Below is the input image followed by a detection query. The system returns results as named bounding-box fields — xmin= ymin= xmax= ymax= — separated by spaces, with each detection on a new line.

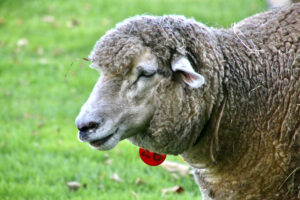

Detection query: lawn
xmin=0 ymin=0 xmax=266 ymax=199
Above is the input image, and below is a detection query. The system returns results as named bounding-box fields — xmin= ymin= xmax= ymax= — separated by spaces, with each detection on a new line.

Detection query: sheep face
xmin=76 ymin=48 xmax=160 ymax=150
xmin=76 ymin=46 xmax=206 ymax=154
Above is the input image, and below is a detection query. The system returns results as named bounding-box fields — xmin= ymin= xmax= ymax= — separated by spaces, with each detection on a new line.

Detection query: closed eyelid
xmin=136 ymin=65 xmax=156 ymax=75
xmin=130 ymin=68 xmax=156 ymax=86
xmin=136 ymin=61 xmax=157 ymax=70
xmin=138 ymin=69 xmax=156 ymax=77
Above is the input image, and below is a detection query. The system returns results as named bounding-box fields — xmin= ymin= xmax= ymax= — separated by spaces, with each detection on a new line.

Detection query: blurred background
xmin=0 ymin=0 xmax=271 ymax=199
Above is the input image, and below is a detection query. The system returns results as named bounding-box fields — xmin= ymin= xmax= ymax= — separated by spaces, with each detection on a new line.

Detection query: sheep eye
xmin=140 ymin=71 xmax=156 ymax=78
xmin=137 ymin=70 xmax=156 ymax=80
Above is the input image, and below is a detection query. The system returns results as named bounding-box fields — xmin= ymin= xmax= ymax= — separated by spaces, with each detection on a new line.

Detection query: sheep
xmin=75 ymin=3 xmax=300 ymax=200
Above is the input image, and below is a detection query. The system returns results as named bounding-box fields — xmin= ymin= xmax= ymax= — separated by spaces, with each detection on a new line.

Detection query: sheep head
xmin=76 ymin=16 xmax=219 ymax=154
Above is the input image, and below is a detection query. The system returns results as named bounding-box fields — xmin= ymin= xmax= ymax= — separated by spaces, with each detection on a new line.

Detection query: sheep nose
xmin=76 ymin=120 xmax=101 ymax=141
xmin=78 ymin=121 xmax=99 ymax=132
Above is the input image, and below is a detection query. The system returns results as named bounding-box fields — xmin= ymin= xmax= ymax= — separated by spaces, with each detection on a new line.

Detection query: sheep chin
xmin=89 ymin=130 xmax=122 ymax=151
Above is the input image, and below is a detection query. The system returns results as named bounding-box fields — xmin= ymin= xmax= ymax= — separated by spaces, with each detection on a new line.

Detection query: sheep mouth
xmin=89 ymin=134 xmax=114 ymax=147
xmin=89 ymin=128 xmax=119 ymax=148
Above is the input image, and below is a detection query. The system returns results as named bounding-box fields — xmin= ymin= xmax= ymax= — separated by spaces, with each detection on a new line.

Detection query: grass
xmin=0 ymin=0 xmax=266 ymax=199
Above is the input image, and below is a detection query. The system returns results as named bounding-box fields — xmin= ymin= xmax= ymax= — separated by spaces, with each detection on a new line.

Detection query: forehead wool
xmin=88 ymin=15 xmax=215 ymax=76
xmin=89 ymin=34 xmax=145 ymax=75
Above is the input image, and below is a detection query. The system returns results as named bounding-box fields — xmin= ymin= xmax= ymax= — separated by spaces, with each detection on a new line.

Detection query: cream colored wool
xmin=83 ymin=4 xmax=299 ymax=200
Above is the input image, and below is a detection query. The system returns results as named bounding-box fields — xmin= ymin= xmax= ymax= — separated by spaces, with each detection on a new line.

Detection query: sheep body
xmin=183 ymin=5 xmax=300 ymax=199
xmin=80 ymin=4 xmax=300 ymax=200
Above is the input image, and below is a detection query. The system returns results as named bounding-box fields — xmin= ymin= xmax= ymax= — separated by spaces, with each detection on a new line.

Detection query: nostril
xmin=78 ymin=121 xmax=99 ymax=132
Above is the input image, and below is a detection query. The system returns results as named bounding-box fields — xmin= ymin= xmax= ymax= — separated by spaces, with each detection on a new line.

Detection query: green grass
xmin=0 ymin=0 xmax=266 ymax=199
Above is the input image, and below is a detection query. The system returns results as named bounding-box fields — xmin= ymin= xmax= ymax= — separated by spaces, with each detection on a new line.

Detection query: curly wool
xmin=89 ymin=3 xmax=299 ymax=200
xmin=89 ymin=15 xmax=222 ymax=76
xmin=89 ymin=16 xmax=225 ymax=154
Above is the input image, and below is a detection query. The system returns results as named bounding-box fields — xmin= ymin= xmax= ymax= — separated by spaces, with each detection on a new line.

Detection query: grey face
xmin=76 ymin=49 xmax=160 ymax=150
xmin=75 ymin=48 xmax=205 ymax=153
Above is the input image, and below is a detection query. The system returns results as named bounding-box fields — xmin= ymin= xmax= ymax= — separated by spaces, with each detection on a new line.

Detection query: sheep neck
xmin=181 ymin=16 xmax=300 ymax=198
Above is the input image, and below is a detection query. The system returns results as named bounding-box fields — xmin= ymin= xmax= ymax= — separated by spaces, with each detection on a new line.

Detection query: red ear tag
xmin=139 ymin=147 xmax=166 ymax=166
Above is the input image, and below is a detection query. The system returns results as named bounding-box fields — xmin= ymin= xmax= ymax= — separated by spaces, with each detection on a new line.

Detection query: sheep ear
xmin=171 ymin=56 xmax=205 ymax=88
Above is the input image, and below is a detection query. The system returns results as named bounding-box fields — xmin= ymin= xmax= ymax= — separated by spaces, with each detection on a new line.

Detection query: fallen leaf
xmin=24 ymin=112 xmax=31 ymax=119
xmin=0 ymin=41 xmax=5 ymax=47
xmin=66 ymin=18 xmax=79 ymax=28
xmin=39 ymin=58 xmax=48 ymax=65
xmin=37 ymin=47 xmax=44 ymax=56
xmin=0 ymin=17 xmax=5 ymax=25
xmin=99 ymin=173 xmax=105 ymax=180
xmin=101 ymin=18 xmax=110 ymax=26
xmin=32 ymin=130 xmax=39 ymax=135
xmin=105 ymin=158 xmax=113 ymax=165
xmin=71 ymin=87 xmax=77 ymax=92
xmin=67 ymin=181 xmax=81 ymax=191
xmin=17 ymin=38 xmax=28 ymax=47
xmin=48 ymin=5 xmax=55 ymax=13
xmin=161 ymin=185 xmax=184 ymax=195
xmin=42 ymin=15 xmax=55 ymax=23
xmin=18 ymin=78 xmax=29 ymax=86
xmin=111 ymin=173 xmax=123 ymax=182
xmin=115 ymin=148 xmax=120 ymax=154
xmin=79 ymin=62 xmax=86 ymax=68
xmin=37 ymin=122 xmax=45 ymax=128
xmin=84 ymin=3 xmax=91 ymax=11
xmin=5 ymin=90 xmax=12 ymax=96
xmin=98 ymin=184 xmax=104 ymax=189
xmin=16 ymin=18 xmax=23 ymax=25
xmin=104 ymin=153 xmax=109 ymax=158
xmin=53 ymin=48 xmax=62 ymax=56
xmin=161 ymin=161 xmax=190 ymax=176
xmin=132 ymin=191 xmax=139 ymax=199
xmin=135 ymin=177 xmax=143 ymax=185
